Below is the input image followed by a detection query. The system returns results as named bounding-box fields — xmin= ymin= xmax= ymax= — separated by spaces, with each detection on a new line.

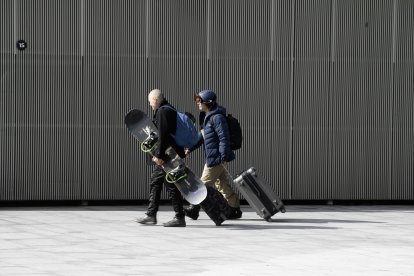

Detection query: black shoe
xmin=136 ymin=215 xmax=157 ymax=225
xmin=227 ymin=207 xmax=242 ymax=219
xmin=163 ymin=217 xmax=186 ymax=227
xmin=184 ymin=205 xmax=200 ymax=220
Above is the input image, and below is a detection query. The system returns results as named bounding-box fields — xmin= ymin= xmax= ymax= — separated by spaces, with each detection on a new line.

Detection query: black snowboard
xmin=125 ymin=109 xmax=207 ymax=205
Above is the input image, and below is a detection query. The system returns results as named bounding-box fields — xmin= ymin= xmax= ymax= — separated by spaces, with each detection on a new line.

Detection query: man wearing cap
xmin=184 ymin=90 xmax=242 ymax=220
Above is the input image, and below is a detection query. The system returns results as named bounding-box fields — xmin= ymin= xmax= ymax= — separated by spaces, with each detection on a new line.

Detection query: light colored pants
xmin=200 ymin=164 xmax=240 ymax=208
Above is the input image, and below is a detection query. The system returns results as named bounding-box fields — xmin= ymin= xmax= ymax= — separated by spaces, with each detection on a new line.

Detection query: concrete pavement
xmin=1 ymin=204 xmax=414 ymax=275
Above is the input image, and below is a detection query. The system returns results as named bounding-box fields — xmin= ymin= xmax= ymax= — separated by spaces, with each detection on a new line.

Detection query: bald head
xmin=148 ymin=89 xmax=164 ymax=110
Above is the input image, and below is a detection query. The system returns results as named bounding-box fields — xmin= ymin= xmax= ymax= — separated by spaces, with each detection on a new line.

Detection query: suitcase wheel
xmin=261 ymin=208 xmax=269 ymax=216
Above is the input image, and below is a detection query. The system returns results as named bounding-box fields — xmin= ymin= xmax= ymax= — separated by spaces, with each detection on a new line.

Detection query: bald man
xmin=136 ymin=89 xmax=187 ymax=227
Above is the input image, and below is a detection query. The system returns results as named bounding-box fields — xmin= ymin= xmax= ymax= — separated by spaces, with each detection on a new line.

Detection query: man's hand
xmin=152 ymin=156 xmax=164 ymax=166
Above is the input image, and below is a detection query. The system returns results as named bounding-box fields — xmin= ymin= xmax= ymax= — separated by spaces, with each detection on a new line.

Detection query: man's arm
xmin=154 ymin=108 xmax=176 ymax=160
xmin=213 ymin=115 xmax=232 ymax=162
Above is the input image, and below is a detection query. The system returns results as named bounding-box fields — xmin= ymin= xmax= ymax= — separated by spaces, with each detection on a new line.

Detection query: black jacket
xmin=153 ymin=100 xmax=185 ymax=160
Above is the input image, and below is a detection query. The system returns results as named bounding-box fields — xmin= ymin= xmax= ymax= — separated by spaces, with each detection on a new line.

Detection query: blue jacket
xmin=192 ymin=105 xmax=235 ymax=167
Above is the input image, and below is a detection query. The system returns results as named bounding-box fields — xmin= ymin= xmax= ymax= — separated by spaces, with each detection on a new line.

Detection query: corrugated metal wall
xmin=0 ymin=0 xmax=413 ymax=201
xmin=7 ymin=0 xmax=83 ymax=200
xmin=392 ymin=0 xmax=414 ymax=199
xmin=82 ymin=0 xmax=147 ymax=200
xmin=1 ymin=0 xmax=15 ymax=200
xmin=292 ymin=0 xmax=331 ymax=199
xmin=331 ymin=0 xmax=394 ymax=199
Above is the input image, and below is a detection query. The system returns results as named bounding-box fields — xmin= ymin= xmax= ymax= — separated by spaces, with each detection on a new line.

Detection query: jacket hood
xmin=205 ymin=105 xmax=226 ymax=123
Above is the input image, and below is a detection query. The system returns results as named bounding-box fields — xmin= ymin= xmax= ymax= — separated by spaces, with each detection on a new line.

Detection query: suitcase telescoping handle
xmin=247 ymin=176 xmax=262 ymax=197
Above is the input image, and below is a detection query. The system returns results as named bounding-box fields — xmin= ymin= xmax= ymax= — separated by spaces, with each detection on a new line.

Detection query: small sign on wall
xmin=16 ymin=40 xmax=27 ymax=51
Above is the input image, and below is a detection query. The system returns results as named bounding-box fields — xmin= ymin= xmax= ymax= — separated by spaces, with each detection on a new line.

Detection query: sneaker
xmin=136 ymin=215 xmax=157 ymax=225
xmin=163 ymin=217 xmax=186 ymax=227
xmin=227 ymin=207 xmax=242 ymax=219
xmin=184 ymin=205 xmax=200 ymax=220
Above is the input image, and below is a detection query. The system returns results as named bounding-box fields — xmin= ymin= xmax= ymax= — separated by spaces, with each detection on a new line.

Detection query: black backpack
xmin=225 ymin=114 xmax=243 ymax=150
xmin=212 ymin=113 xmax=243 ymax=150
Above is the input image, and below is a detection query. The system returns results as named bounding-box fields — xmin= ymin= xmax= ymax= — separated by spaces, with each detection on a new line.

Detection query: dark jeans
xmin=146 ymin=165 xmax=184 ymax=218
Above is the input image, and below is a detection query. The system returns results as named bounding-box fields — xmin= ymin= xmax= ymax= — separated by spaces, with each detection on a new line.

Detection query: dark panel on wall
xmin=83 ymin=0 xmax=148 ymax=200
xmin=0 ymin=55 xmax=15 ymax=201
xmin=12 ymin=0 xmax=82 ymax=200
xmin=272 ymin=0 xmax=293 ymax=199
xmin=0 ymin=0 xmax=14 ymax=53
xmin=391 ymin=0 xmax=414 ymax=199
xmin=331 ymin=0 xmax=393 ymax=199
xmin=392 ymin=64 xmax=414 ymax=199
xmin=292 ymin=0 xmax=331 ymax=199
xmin=209 ymin=60 xmax=287 ymax=197
xmin=14 ymin=55 xmax=83 ymax=200
xmin=148 ymin=0 xmax=207 ymax=58
xmin=0 ymin=0 xmax=15 ymax=200
xmin=16 ymin=0 xmax=81 ymax=55
xmin=211 ymin=0 xmax=271 ymax=59
xmin=147 ymin=0 xmax=209 ymax=113
xmin=273 ymin=0 xmax=294 ymax=61
xmin=210 ymin=0 xmax=288 ymax=198
xmin=84 ymin=0 xmax=146 ymax=58
xmin=83 ymin=57 xmax=148 ymax=200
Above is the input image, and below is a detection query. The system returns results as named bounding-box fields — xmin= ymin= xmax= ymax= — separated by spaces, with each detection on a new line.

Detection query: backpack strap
xmin=210 ymin=114 xmax=226 ymax=132
xmin=159 ymin=105 xmax=176 ymax=112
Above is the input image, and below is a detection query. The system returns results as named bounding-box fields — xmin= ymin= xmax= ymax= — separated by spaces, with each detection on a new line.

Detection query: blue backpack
xmin=160 ymin=106 xmax=200 ymax=148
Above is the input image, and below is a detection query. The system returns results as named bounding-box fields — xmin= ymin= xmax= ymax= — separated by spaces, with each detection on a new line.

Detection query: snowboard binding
xmin=165 ymin=164 xmax=188 ymax=183
xmin=140 ymin=131 xmax=158 ymax=153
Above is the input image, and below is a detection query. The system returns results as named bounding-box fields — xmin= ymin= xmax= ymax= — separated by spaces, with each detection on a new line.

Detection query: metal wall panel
xmin=209 ymin=0 xmax=278 ymax=193
xmin=0 ymin=0 xmax=15 ymax=200
xmin=272 ymin=0 xmax=293 ymax=199
xmin=16 ymin=0 xmax=81 ymax=55
xmin=209 ymin=0 xmax=289 ymax=197
xmin=210 ymin=60 xmax=281 ymax=194
xmin=82 ymin=56 xmax=148 ymax=200
xmin=14 ymin=0 xmax=82 ymax=200
xmin=148 ymin=0 xmax=207 ymax=58
xmin=83 ymin=0 xmax=147 ymax=200
xmin=331 ymin=0 xmax=394 ymax=199
xmin=391 ymin=0 xmax=414 ymax=199
xmin=211 ymin=0 xmax=271 ymax=59
xmin=147 ymin=58 xmax=208 ymax=183
xmin=292 ymin=0 xmax=331 ymax=199
xmin=2 ymin=0 xmax=413 ymax=201
xmin=147 ymin=0 xmax=209 ymax=198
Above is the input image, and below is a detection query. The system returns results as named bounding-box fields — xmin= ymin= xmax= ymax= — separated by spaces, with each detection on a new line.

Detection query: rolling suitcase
xmin=234 ymin=167 xmax=285 ymax=221
xmin=200 ymin=186 xmax=230 ymax=226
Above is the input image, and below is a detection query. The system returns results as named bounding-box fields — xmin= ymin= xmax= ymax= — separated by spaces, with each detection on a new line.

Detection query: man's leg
xmin=214 ymin=165 xmax=242 ymax=219
xmin=215 ymin=164 xmax=240 ymax=208
xmin=146 ymin=165 xmax=165 ymax=216
xmin=136 ymin=165 xmax=164 ymax=224
xmin=163 ymin=182 xmax=186 ymax=227
xmin=201 ymin=164 xmax=239 ymax=207
xmin=200 ymin=164 xmax=222 ymax=187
